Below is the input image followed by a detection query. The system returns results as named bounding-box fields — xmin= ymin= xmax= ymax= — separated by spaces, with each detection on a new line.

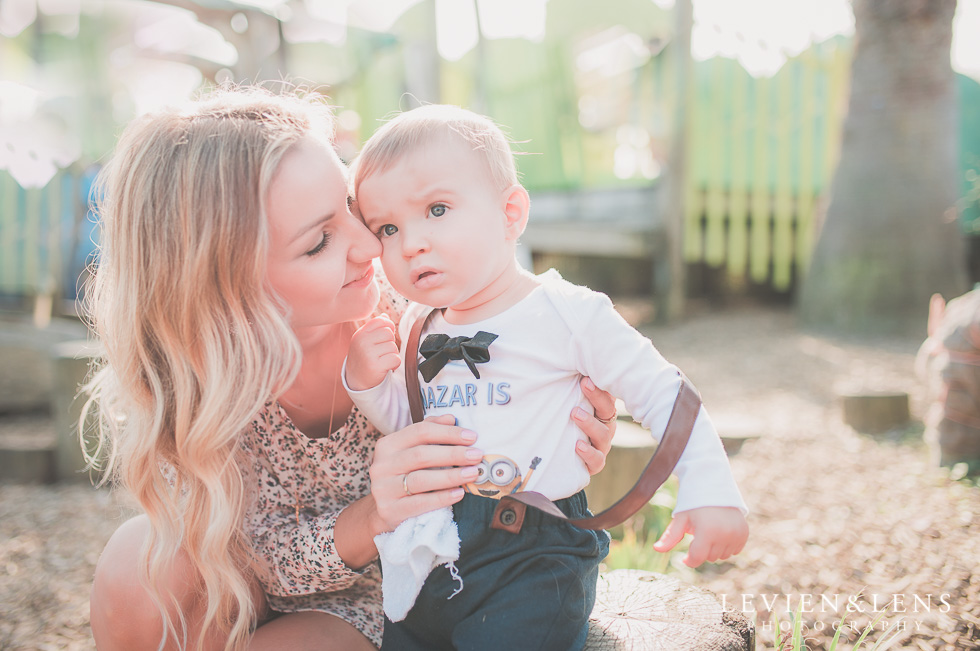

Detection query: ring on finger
xmin=596 ymin=413 xmax=617 ymax=425
xmin=402 ymin=473 xmax=414 ymax=497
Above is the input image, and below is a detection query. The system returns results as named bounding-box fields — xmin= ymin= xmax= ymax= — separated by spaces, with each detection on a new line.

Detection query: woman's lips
xmin=344 ymin=265 xmax=374 ymax=288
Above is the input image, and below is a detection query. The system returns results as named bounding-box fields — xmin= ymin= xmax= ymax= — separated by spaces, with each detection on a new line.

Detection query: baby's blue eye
xmin=428 ymin=204 xmax=447 ymax=218
xmin=379 ymin=224 xmax=398 ymax=237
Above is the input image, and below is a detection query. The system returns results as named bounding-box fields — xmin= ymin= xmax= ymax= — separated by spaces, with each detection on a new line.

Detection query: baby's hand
xmin=652 ymin=506 xmax=748 ymax=567
xmin=346 ymin=315 xmax=400 ymax=391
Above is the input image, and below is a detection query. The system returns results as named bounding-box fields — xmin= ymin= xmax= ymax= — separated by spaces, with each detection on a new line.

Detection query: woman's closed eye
xmin=305 ymin=232 xmax=332 ymax=257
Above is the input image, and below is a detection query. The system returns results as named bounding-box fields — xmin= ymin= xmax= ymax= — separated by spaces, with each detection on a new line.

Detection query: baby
xmin=344 ymin=105 xmax=748 ymax=650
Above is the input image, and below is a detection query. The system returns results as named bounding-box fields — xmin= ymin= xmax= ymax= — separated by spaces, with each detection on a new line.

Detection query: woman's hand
xmin=368 ymin=414 xmax=482 ymax=535
xmin=572 ymin=377 xmax=617 ymax=475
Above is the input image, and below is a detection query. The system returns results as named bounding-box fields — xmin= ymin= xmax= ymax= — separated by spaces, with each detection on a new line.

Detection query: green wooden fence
xmin=0 ymin=167 xmax=96 ymax=304
xmin=685 ymin=38 xmax=851 ymax=291
xmin=5 ymin=18 xmax=980 ymax=304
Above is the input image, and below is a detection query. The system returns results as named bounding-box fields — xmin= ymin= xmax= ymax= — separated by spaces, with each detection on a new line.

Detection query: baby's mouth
xmin=413 ymin=268 xmax=440 ymax=285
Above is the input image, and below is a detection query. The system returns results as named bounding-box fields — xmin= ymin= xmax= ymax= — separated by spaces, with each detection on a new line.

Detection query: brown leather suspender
xmin=404 ymin=307 xmax=701 ymax=532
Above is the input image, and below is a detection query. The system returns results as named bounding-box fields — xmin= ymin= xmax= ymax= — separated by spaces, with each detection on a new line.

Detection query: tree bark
xmin=798 ymin=0 xmax=968 ymax=336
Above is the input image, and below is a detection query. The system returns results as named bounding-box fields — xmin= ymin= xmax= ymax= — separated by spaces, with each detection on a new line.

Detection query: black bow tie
xmin=418 ymin=331 xmax=499 ymax=382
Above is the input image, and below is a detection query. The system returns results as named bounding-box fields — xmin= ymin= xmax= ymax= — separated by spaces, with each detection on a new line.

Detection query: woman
xmin=86 ymin=86 xmax=617 ymax=651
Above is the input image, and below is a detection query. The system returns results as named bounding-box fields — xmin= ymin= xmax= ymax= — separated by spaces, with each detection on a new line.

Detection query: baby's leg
xmin=450 ymin=538 xmax=602 ymax=650
xmin=384 ymin=492 xmax=608 ymax=650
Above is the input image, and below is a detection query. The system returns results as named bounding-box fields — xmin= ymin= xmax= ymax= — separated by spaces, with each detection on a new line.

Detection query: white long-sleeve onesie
xmin=345 ymin=269 xmax=747 ymax=620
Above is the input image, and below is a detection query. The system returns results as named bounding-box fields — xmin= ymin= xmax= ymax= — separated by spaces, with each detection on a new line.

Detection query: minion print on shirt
xmin=464 ymin=455 xmax=541 ymax=499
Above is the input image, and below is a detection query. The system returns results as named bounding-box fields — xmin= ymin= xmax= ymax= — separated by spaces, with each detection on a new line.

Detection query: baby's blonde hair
xmin=351 ymin=104 xmax=519 ymax=196
xmin=84 ymin=85 xmax=334 ymax=651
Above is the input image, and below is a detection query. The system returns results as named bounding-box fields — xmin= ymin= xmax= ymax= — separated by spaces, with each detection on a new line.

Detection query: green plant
xmin=601 ymin=477 xmax=680 ymax=573
xmin=771 ymin=595 xmax=906 ymax=651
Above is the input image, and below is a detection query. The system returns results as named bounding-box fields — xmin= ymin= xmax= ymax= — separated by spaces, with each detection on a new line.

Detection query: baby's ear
xmin=501 ymin=184 xmax=530 ymax=240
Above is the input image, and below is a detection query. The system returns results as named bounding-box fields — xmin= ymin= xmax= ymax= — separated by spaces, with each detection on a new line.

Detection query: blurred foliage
xmin=601 ymin=475 xmax=681 ymax=573
xmin=0 ymin=0 xmax=677 ymax=191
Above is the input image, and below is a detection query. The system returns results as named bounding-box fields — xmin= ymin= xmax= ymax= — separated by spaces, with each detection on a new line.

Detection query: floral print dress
xmin=241 ymin=272 xmax=408 ymax=648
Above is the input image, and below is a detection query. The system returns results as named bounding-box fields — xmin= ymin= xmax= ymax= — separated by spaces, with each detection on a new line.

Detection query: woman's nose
xmin=347 ymin=215 xmax=382 ymax=261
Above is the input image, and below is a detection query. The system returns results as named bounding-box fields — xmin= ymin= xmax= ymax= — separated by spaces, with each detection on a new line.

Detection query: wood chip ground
xmin=2 ymin=306 xmax=978 ymax=650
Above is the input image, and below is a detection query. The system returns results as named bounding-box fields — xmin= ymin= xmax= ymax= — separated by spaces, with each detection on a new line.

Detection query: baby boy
xmin=344 ymin=105 xmax=748 ymax=650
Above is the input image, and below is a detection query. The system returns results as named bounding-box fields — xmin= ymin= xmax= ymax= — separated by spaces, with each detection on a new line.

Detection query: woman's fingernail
xmin=450 ymin=488 xmax=465 ymax=500
xmin=465 ymin=447 xmax=483 ymax=461
xmin=461 ymin=466 xmax=480 ymax=479
xmin=461 ymin=429 xmax=477 ymax=443
xmin=572 ymin=407 xmax=588 ymax=421
xmin=576 ymin=440 xmax=588 ymax=451
xmin=583 ymin=377 xmax=596 ymax=391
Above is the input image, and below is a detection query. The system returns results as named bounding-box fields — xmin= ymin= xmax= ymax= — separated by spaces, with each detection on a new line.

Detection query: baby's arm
xmin=345 ymin=314 xmax=400 ymax=391
xmin=558 ymin=284 xmax=748 ymax=566
xmin=343 ymin=314 xmax=413 ymax=435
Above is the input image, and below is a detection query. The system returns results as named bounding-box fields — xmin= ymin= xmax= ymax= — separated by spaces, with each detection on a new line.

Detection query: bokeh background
xmin=3 ymin=2 xmax=980 ymax=650
xmin=3 ymin=0 xmax=980 ymax=323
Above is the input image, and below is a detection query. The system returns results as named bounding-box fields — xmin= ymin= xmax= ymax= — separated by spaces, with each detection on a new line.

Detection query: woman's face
xmin=265 ymin=135 xmax=381 ymax=329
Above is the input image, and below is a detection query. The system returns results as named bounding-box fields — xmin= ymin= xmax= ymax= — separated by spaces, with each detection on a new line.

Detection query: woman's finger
xmin=376 ymin=486 xmax=466 ymax=527
xmin=572 ymin=377 xmax=618 ymax=477
xmin=577 ymin=377 xmax=617 ymax=455
xmin=373 ymin=463 xmax=478 ymax=531
xmin=378 ymin=415 xmax=472 ymax=451
xmin=575 ymin=438 xmax=606 ymax=474
xmin=403 ymin=463 xmax=480 ymax=497
xmin=572 ymin=417 xmax=614 ymax=474
xmin=372 ymin=417 xmax=481 ymax=482
xmin=581 ymin=377 xmax=618 ymax=425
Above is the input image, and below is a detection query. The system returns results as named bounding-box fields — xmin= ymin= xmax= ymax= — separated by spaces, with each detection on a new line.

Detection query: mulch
xmin=2 ymin=305 xmax=978 ymax=650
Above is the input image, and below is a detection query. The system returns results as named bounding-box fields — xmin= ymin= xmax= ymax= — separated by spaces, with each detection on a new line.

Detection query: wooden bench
xmin=588 ymin=570 xmax=753 ymax=650
xmin=518 ymin=186 xmax=668 ymax=299
xmin=0 ymin=320 xmax=94 ymax=484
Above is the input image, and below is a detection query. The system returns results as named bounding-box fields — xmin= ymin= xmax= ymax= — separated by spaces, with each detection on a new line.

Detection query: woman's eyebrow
xmin=290 ymin=211 xmax=335 ymax=244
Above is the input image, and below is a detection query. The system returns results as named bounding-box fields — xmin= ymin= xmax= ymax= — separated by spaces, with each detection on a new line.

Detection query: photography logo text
xmin=722 ymin=592 xmax=954 ymax=634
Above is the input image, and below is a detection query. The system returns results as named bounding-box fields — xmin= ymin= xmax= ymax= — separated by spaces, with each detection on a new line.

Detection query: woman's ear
xmin=501 ymin=184 xmax=530 ymax=241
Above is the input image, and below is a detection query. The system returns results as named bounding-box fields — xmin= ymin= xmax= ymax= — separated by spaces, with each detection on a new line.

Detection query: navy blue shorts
xmin=381 ymin=490 xmax=610 ymax=651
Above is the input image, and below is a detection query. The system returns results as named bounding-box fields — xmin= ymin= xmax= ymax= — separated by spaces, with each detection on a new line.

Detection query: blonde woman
xmin=86 ymin=86 xmax=617 ymax=651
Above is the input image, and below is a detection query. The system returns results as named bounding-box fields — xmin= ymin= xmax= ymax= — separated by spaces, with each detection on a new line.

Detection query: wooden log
xmin=0 ymin=430 xmax=56 ymax=483
xmin=840 ymin=391 xmax=910 ymax=434
xmin=586 ymin=408 xmax=756 ymax=512
xmin=0 ymin=317 xmax=88 ymax=413
xmin=587 ymin=570 xmax=753 ymax=650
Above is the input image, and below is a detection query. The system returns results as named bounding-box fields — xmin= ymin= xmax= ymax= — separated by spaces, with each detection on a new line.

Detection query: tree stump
xmin=840 ymin=391 xmax=911 ymax=434
xmin=0 ymin=431 xmax=55 ymax=483
xmin=587 ymin=570 xmax=753 ymax=650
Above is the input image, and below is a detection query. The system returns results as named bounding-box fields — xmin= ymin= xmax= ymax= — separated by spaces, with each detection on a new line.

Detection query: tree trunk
xmin=798 ymin=0 xmax=968 ymax=336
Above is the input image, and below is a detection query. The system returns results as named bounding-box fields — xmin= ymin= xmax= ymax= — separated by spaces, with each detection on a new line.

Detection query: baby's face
xmin=355 ymin=138 xmax=516 ymax=311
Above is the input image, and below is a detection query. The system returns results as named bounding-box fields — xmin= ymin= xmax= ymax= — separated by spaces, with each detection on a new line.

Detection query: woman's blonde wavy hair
xmin=83 ymin=85 xmax=335 ymax=651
